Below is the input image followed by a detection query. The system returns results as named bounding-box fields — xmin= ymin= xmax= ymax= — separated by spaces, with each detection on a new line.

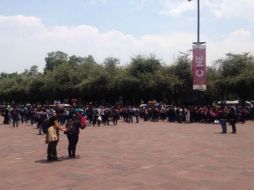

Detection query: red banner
xmin=192 ymin=44 xmax=206 ymax=91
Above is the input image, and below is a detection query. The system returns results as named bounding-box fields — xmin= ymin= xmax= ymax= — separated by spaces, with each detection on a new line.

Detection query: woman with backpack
xmin=65 ymin=111 xmax=86 ymax=158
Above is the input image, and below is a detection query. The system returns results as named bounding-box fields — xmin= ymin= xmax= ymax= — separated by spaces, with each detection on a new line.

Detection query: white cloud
xmin=0 ymin=15 xmax=253 ymax=73
xmin=207 ymin=0 xmax=254 ymax=22
xmin=157 ymin=0 xmax=254 ymax=22
xmin=158 ymin=0 xmax=195 ymax=17
xmin=207 ymin=28 xmax=254 ymax=64
xmin=0 ymin=15 xmax=193 ymax=73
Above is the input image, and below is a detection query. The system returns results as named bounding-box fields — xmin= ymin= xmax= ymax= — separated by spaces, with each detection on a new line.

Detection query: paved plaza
xmin=0 ymin=119 xmax=254 ymax=190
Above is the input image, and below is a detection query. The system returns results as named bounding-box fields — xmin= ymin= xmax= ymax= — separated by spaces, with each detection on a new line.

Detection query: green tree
xmin=169 ymin=52 xmax=193 ymax=104
xmin=211 ymin=53 xmax=254 ymax=101
xmin=44 ymin=51 xmax=69 ymax=72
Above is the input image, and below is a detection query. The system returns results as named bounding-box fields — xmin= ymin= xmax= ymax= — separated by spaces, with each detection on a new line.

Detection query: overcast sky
xmin=0 ymin=0 xmax=254 ymax=73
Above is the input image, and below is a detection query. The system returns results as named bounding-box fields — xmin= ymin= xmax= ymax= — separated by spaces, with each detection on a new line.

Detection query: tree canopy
xmin=0 ymin=51 xmax=254 ymax=105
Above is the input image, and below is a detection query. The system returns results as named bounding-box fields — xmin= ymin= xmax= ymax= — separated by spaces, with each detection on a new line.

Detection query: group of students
xmin=43 ymin=105 xmax=242 ymax=162
xmin=140 ymin=105 xmax=251 ymax=124
xmin=1 ymin=105 xmax=44 ymax=126
xmin=1 ymin=103 xmax=253 ymax=161
xmin=1 ymin=104 xmax=252 ymax=127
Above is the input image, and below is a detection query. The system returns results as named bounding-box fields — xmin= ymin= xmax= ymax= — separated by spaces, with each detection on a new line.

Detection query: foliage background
xmin=0 ymin=51 xmax=254 ymax=105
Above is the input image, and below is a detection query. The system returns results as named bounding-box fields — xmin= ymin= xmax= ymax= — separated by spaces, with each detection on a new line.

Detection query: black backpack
xmin=42 ymin=118 xmax=50 ymax=134
xmin=65 ymin=116 xmax=82 ymax=135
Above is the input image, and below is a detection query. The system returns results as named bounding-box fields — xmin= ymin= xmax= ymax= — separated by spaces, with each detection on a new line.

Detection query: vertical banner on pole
xmin=192 ymin=44 xmax=206 ymax=91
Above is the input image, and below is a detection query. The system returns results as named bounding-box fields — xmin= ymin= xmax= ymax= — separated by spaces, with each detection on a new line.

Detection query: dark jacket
xmin=65 ymin=115 xmax=81 ymax=135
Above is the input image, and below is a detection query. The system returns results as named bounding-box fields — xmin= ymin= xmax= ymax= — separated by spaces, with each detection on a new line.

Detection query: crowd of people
xmin=1 ymin=103 xmax=253 ymax=161
xmin=0 ymin=105 xmax=87 ymax=161
xmin=0 ymin=103 xmax=252 ymax=128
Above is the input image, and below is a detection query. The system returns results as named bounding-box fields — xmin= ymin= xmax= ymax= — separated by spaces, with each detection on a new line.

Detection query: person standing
xmin=11 ymin=107 xmax=19 ymax=127
xmin=3 ymin=107 xmax=10 ymax=124
xmin=185 ymin=108 xmax=190 ymax=123
xmin=134 ymin=107 xmax=140 ymax=123
xmin=93 ymin=107 xmax=100 ymax=127
xmin=86 ymin=106 xmax=94 ymax=126
xmin=228 ymin=107 xmax=237 ymax=134
xmin=46 ymin=115 xmax=66 ymax=161
xmin=112 ymin=108 xmax=118 ymax=125
xmin=104 ymin=108 xmax=111 ymax=126
xmin=65 ymin=112 xmax=86 ymax=158
xmin=218 ymin=107 xmax=228 ymax=134
xmin=38 ymin=109 xmax=48 ymax=135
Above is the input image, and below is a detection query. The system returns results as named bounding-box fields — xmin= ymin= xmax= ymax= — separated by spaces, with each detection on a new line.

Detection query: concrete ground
xmin=0 ymin=118 xmax=254 ymax=190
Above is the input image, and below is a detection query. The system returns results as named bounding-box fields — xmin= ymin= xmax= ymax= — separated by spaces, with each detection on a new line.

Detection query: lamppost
xmin=189 ymin=0 xmax=206 ymax=92
xmin=188 ymin=0 xmax=202 ymax=44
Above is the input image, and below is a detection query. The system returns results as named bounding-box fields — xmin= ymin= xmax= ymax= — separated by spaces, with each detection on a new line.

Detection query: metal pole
xmin=189 ymin=0 xmax=206 ymax=92
xmin=197 ymin=0 xmax=200 ymax=44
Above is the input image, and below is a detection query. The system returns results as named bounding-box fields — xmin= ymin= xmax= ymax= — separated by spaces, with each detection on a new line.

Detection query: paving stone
xmin=0 ymin=119 xmax=254 ymax=189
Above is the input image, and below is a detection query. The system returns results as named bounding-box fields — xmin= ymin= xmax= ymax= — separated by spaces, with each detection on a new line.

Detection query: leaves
xmin=0 ymin=51 xmax=254 ymax=105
